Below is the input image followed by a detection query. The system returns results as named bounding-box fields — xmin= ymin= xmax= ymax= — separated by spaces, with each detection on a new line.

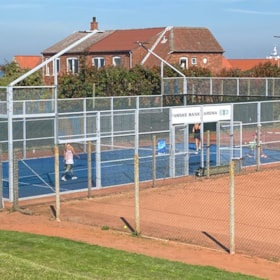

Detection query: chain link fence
xmin=0 ymin=83 xmax=279 ymax=260
xmin=52 ymin=164 xmax=279 ymax=261
xmin=1 ymin=90 xmax=280 ymax=199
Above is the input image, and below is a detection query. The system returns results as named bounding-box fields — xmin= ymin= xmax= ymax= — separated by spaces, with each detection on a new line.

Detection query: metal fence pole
xmin=12 ymin=150 xmax=19 ymax=211
xmin=229 ymin=160 xmax=235 ymax=254
xmin=54 ymin=145 xmax=61 ymax=222
xmin=88 ymin=141 xmax=92 ymax=198
xmin=206 ymin=130 xmax=210 ymax=178
xmin=134 ymin=154 xmax=140 ymax=235
xmin=256 ymin=125 xmax=261 ymax=171
xmin=152 ymin=135 xmax=156 ymax=187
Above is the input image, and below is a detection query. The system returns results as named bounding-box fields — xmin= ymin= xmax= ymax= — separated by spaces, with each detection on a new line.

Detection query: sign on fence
xmin=171 ymin=105 xmax=231 ymax=124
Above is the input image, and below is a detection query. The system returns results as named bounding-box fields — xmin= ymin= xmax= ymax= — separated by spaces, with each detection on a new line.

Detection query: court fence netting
xmin=0 ymin=87 xmax=280 ymax=260
xmin=1 ymin=92 xmax=280 ymax=200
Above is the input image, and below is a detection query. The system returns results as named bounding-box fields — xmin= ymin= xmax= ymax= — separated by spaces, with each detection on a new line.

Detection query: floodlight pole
xmin=137 ymin=41 xmax=187 ymax=99
xmin=6 ymin=29 xmax=103 ymax=202
xmin=9 ymin=30 xmax=103 ymax=87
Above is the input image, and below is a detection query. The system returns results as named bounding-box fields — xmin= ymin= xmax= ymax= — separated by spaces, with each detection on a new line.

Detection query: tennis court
xmin=2 ymin=139 xmax=280 ymax=200
xmin=1 ymin=91 xmax=280 ymax=202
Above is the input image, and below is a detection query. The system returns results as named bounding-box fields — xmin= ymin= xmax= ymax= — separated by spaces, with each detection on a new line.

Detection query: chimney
xmin=90 ymin=17 xmax=98 ymax=30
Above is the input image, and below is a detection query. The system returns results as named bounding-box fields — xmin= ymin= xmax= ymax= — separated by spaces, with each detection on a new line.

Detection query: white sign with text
xmin=171 ymin=105 xmax=231 ymax=124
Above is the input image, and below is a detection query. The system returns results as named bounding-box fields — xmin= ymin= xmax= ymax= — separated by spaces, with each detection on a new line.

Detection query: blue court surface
xmin=2 ymin=143 xmax=279 ymax=199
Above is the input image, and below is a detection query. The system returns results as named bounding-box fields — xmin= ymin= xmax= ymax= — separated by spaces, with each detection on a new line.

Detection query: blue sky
xmin=1 ymin=0 xmax=280 ymax=64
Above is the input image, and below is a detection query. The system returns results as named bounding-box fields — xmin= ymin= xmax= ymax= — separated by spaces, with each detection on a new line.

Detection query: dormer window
xmin=93 ymin=57 xmax=105 ymax=69
xmin=179 ymin=57 xmax=188 ymax=69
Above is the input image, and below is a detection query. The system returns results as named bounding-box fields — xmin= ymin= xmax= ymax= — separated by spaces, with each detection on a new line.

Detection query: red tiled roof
xmin=226 ymin=59 xmax=278 ymax=71
xmin=88 ymin=28 xmax=165 ymax=52
xmin=221 ymin=56 xmax=232 ymax=69
xmin=42 ymin=26 xmax=224 ymax=56
xmin=42 ymin=31 xmax=114 ymax=54
xmin=13 ymin=55 xmax=42 ymax=69
xmin=171 ymin=27 xmax=224 ymax=53
xmin=87 ymin=27 xmax=224 ymax=54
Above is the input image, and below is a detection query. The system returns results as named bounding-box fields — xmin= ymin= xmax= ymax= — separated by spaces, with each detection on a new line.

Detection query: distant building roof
xmin=226 ymin=59 xmax=278 ymax=71
xmin=221 ymin=56 xmax=233 ymax=69
xmin=88 ymin=27 xmax=165 ymax=52
xmin=13 ymin=55 xmax=42 ymax=69
xmin=171 ymin=27 xmax=224 ymax=53
xmin=42 ymin=31 xmax=114 ymax=54
xmin=42 ymin=24 xmax=224 ymax=56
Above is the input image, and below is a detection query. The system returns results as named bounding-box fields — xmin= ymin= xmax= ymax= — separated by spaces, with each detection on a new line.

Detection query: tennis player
xmin=192 ymin=123 xmax=201 ymax=153
xmin=61 ymin=143 xmax=80 ymax=181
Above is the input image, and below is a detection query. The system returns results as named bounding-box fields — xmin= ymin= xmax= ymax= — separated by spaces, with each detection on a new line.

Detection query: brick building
xmin=41 ymin=17 xmax=225 ymax=84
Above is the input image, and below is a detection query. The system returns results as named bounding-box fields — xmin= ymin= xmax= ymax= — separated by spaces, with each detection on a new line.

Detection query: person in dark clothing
xmin=192 ymin=123 xmax=201 ymax=153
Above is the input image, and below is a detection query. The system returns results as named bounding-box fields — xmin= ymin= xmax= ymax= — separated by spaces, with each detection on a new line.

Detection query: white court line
xmin=267 ymin=131 xmax=280 ymax=134
xmin=20 ymin=160 xmax=55 ymax=192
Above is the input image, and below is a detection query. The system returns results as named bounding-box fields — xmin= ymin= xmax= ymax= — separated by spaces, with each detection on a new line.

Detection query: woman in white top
xmin=61 ymin=143 xmax=80 ymax=181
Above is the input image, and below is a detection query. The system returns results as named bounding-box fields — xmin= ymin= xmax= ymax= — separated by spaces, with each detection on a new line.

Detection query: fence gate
xmin=217 ymin=121 xmax=242 ymax=165
xmin=170 ymin=124 xmax=191 ymax=177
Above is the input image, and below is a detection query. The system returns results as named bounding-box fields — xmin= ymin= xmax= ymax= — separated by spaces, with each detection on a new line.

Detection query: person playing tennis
xmin=192 ymin=123 xmax=201 ymax=153
xmin=61 ymin=143 xmax=80 ymax=181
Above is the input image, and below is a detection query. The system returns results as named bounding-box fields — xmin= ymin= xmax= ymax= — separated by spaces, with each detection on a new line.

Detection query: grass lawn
xmin=0 ymin=230 xmax=263 ymax=280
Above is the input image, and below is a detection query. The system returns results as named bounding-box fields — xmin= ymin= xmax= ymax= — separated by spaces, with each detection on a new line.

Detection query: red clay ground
xmin=1 ymin=172 xmax=280 ymax=280
xmin=0 ymin=209 xmax=279 ymax=280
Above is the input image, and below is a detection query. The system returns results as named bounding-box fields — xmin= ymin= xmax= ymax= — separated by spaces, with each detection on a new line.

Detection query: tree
xmin=216 ymin=68 xmax=243 ymax=77
xmin=0 ymin=61 xmax=42 ymax=86
xmin=245 ymin=61 xmax=280 ymax=77
xmin=4 ymin=59 xmax=280 ymax=98
xmin=57 ymin=64 xmax=161 ymax=98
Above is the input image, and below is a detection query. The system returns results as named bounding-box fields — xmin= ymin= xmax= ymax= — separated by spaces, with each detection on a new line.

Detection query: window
xmin=92 ymin=57 xmax=105 ymax=69
xmin=45 ymin=64 xmax=50 ymax=76
xmin=191 ymin=57 xmax=197 ymax=65
xmin=179 ymin=57 xmax=188 ymax=69
xmin=44 ymin=58 xmax=60 ymax=76
xmin=113 ymin=56 xmax=121 ymax=67
xmin=53 ymin=58 xmax=60 ymax=74
xmin=67 ymin=58 xmax=79 ymax=73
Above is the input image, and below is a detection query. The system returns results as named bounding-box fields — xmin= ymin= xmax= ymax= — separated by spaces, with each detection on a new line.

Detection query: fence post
xmin=229 ymin=160 xmax=235 ymax=254
xmin=152 ymin=135 xmax=156 ymax=187
xmin=256 ymin=125 xmax=261 ymax=171
xmin=87 ymin=141 xmax=92 ymax=198
xmin=54 ymin=145 xmax=61 ymax=222
xmin=134 ymin=154 xmax=140 ymax=235
xmin=206 ymin=130 xmax=210 ymax=178
xmin=13 ymin=150 xmax=19 ymax=211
